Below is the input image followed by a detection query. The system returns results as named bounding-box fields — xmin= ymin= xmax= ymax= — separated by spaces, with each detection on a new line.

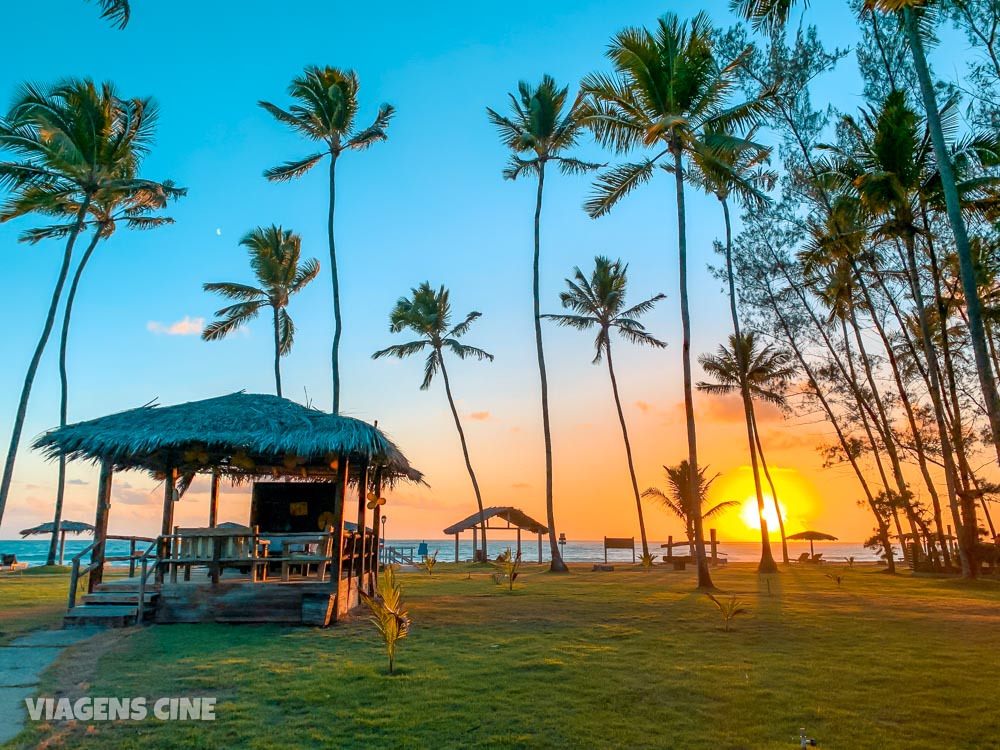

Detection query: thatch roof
xmin=443 ymin=506 xmax=548 ymax=535
xmin=33 ymin=392 xmax=422 ymax=484
xmin=20 ymin=520 xmax=95 ymax=537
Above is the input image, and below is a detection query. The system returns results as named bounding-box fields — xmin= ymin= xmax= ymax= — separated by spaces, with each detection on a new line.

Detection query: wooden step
xmin=82 ymin=592 xmax=158 ymax=606
xmin=64 ymin=604 xmax=141 ymax=629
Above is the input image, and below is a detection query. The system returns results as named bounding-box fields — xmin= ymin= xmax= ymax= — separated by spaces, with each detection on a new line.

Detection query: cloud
xmin=467 ymin=411 xmax=491 ymax=422
xmin=115 ymin=487 xmax=156 ymax=506
xmin=512 ymin=482 xmax=531 ymax=490
xmin=147 ymin=316 xmax=204 ymax=336
xmin=67 ymin=478 xmax=87 ymax=486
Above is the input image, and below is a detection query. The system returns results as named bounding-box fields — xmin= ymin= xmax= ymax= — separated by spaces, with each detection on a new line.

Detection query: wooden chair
xmin=810 ymin=553 xmax=824 ymax=564
xmin=1 ymin=554 xmax=28 ymax=572
xmin=172 ymin=526 xmax=268 ymax=583
xmin=795 ymin=552 xmax=810 ymax=563
xmin=281 ymin=527 xmax=334 ymax=582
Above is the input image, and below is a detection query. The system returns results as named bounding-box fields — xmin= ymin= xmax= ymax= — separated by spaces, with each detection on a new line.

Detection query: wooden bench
xmin=281 ymin=527 xmax=334 ymax=582
xmin=604 ymin=536 xmax=635 ymax=564
xmin=170 ymin=526 xmax=269 ymax=583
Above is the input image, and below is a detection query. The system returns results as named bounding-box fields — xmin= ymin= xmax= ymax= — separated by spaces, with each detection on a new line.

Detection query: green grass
xmin=0 ymin=568 xmax=72 ymax=644
xmin=5 ymin=563 xmax=1000 ymax=749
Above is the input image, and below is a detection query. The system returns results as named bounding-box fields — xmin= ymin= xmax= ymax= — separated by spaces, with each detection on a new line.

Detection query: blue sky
xmin=0 ymin=0 xmax=966 ymax=539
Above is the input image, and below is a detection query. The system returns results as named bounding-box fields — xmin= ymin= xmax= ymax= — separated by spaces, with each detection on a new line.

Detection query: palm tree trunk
xmin=328 ymin=154 xmax=342 ymax=414
xmin=672 ymin=142 xmax=712 ymax=588
xmin=751 ymin=411 xmax=788 ymax=564
xmin=604 ymin=338 xmax=649 ymax=557
xmin=439 ymin=356 xmax=488 ymax=560
xmin=47 ymin=229 xmax=102 ymax=565
xmin=721 ymin=198 xmax=776 ymax=573
xmin=534 ymin=162 xmax=567 ymax=572
xmin=0 ymin=198 xmax=92 ymax=528
xmin=902 ymin=5 xmax=1000 ymax=469
xmin=272 ymin=304 xmax=282 ymax=398
xmin=760 ymin=273 xmax=896 ymax=572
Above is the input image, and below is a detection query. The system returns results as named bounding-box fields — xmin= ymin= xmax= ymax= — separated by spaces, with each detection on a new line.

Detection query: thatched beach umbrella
xmin=20 ymin=520 xmax=94 ymax=565
xmin=787 ymin=530 xmax=838 ymax=556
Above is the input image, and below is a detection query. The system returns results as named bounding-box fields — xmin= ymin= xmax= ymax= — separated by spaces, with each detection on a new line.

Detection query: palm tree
xmin=697 ymin=332 xmax=795 ymax=562
xmin=372 ymin=283 xmax=493 ymax=560
xmin=487 ymin=75 xmax=600 ymax=573
xmin=260 ymin=67 xmax=394 ymax=414
xmin=734 ymin=0 xmax=1000 ymax=485
xmin=88 ymin=0 xmax=129 ymax=27
xmin=543 ymin=257 xmax=666 ymax=558
xmin=6 ymin=183 xmax=183 ymax=564
xmin=689 ymin=126 xmax=783 ymax=568
xmin=202 ymin=225 xmax=319 ymax=397
xmin=643 ymin=461 xmax=739 ymax=558
xmin=0 ymin=79 xmax=175 ymax=529
xmin=581 ymin=12 xmax=770 ymax=585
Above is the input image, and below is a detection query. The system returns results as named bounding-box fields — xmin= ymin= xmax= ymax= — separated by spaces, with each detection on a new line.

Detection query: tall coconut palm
xmin=202 ymin=225 xmax=319 ymax=397
xmin=5 ymin=182 xmax=183 ymax=564
xmin=0 ymin=79 xmax=175 ymax=529
xmin=697 ymin=332 xmax=796 ymax=562
xmin=643 ymin=461 xmax=739 ymax=557
xmin=260 ymin=67 xmax=394 ymax=414
xmin=689 ymin=126 xmax=784 ymax=567
xmin=582 ymin=12 xmax=771 ymax=584
xmin=543 ymin=257 xmax=666 ymax=558
xmin=733 ymin=0 xmax=1000 ymax=481
xmin=372 ymin=283 xmax=493 ymax=560
xmin=88 ymin=0 xmax=130 ymax=27
xmin=487 ymin=76 xmax=601 ymax=572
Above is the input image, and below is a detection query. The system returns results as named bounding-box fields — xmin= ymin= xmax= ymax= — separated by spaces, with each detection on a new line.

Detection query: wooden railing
xmin=385 ymin=546 xmax=417 ymax=566
xmin=67 ymin=535 xmax=155 ymax=610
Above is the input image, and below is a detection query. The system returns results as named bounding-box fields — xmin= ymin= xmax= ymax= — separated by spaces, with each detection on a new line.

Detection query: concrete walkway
xmin=0 ymin=628 xmax=98 ymax=744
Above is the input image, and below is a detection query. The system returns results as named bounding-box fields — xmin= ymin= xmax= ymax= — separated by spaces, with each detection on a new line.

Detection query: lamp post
xmin=558 ymin=532 xmax=566 ymax=560
xmin=381 ymin=515 xmax=387 ymax=566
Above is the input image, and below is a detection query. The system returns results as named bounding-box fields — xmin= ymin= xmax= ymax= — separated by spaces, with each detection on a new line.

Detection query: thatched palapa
xmin=33 ymin=392 xmax=422 ymax=483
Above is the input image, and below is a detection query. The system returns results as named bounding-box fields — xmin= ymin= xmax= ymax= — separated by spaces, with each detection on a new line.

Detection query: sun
xmin=740 ymin=496 xmax=785 ymax=532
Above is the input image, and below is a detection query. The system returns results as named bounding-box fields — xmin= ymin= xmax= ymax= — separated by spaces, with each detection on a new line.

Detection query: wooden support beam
xmin=516 ymin=528 xmax=522 ymax=558
xmin=368 ymin=466 xmax=383 ymax=590
xmin=208 ymin=471 xmax=220 ymax=528
xmin=156 ymin=468 xmax=176 ymax=584
xmin=537 ymin=532 xmax=542 ymax=564
xmin=356 ymin=458 xmax=369 ymax=591
xmin=331 ymin=454 xmax=349 ymax=621
xmin=89 ymin=460 xmax=113 ymax=592
xmin=454 ymin=533 xmax=459 ymax=564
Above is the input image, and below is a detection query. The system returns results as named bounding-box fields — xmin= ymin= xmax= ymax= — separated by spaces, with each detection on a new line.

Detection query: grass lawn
xmin=0 ymin=567 xmax=73 ymax=645
xmin=4 ymin=563 xmax=999 ymax=749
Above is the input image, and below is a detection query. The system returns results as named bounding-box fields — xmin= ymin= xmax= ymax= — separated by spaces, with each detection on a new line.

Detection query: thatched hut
xmin=33 ymin=392 xmax=422 ymax=627
xmin=19 ymin=520 xmax=94 ymax=566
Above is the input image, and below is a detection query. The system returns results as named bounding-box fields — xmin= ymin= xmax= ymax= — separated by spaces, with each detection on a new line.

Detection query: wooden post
xmin=89 ymin=460 xmax=113 ymax=592
xmin=356 ymin=459 xmax=369 ymax=589
xmin=710 ymin=528 xmax=718 ymax=564
xmin=537 ymin=532 xmax=542 ymax=563
xmin=517 ymin=528 xmax=522 ymax=558
xmin=58 ymin=529 xmax=67 ymax=566
xmin=331 ymin=454 xmax=349 ymax=620
xmin=208 ymin=471 xmax=220 ymax=528
xmin=368 ymin=467 xmax=383 ymax=588
xmin=454 ymin=533 xmax=459 ymax=563
xmin=472 ymin=526 xmax=478 ymax=560
xmin=667 ymin=535 xmax=673 ymax=562
xmin=156 ymin=468 xmax=176 ymax=585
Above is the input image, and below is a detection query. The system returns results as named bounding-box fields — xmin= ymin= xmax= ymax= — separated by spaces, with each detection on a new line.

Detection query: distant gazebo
xmin=443 ymin=506 xmax=548 ymax=563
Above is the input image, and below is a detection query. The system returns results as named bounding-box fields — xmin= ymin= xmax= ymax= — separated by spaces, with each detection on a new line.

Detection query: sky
xmin=0 ymin=0 xmax=973 ymax=545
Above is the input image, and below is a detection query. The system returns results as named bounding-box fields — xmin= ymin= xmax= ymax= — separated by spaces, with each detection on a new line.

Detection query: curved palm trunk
xmin=672 ymin=143 xmax=713 ymax=588
xmin=751 ymin=413 xmax=789 ymax=563
xmin=439 ymin=357 xmax=488 ymax=560
xmin=272 ymin=304 xmax=283 ymax=398
xmin=47 ymin=229 xmax=102 ymax=565
xmin=328 ymin=154 xmax=342 ymax=414
xmin=721 ymin=198 xmax=777 ymax=573
xmin=0 ymin=198 xmax=92 ymax=528
xmin=534 ymin=163 xmax=567 ymax=572
xmin=604 ymin=339 xmax=649 ymax=558
xmin=760 ymin=274 xmax=896 ymax=572
xmin=903 ymin=6 xmax=1000 ymax=470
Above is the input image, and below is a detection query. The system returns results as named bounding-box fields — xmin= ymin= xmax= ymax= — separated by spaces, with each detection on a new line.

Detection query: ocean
xmin=0 ymin=538 xmax=892 ymax=568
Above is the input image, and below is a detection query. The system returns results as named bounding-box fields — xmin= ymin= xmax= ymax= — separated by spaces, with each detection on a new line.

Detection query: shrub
xmin=359 ymin=566 xmax=410 ymax=674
